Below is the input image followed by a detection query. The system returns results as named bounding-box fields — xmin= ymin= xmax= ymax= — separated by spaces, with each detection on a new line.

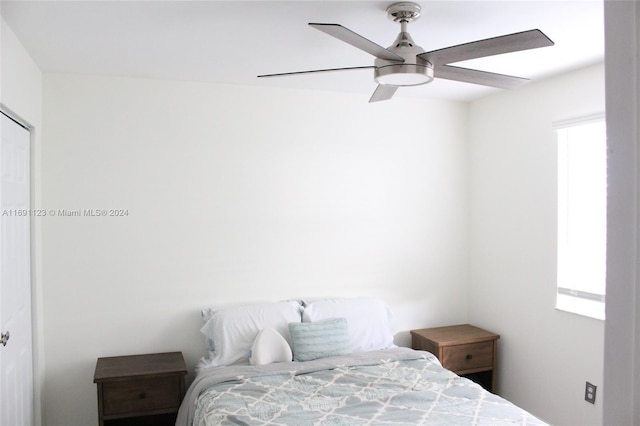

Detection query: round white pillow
xmin=249 ymin=327 xmax=293 ymax=366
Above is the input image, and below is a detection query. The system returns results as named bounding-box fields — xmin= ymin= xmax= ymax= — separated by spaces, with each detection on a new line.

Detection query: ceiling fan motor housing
xmin=374 ymin=33 xmax=433 ymax=86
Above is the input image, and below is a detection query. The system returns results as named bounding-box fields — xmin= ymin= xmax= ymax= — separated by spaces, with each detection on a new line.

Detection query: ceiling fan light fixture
xmin=374 ymin=63 xmax=434 ymax=87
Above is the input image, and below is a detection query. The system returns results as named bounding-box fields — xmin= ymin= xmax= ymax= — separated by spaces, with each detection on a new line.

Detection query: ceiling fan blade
xmin=258 ymin=65 xmax=374 ymax=78
xmin=309 ymin=23 xmax=404 ymax=62
xmin=419 ymin=29 xmax=554 ymax=66
xmin=435 ymin=65 xmax=529 ymax=89
xmin=369 ymin=85 xmax=398 ymax=103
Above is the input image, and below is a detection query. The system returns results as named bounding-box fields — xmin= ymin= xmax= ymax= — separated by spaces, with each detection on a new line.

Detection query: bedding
xmin=200 ymin=308 xmax=216 ymax=352
xmin=199 ymin=300 xmax=303 ymax=367
xmin=249 ymin=327 xmax=293 ymax=366
xmin=177 ymin=347 xmax=548 ymax=426
xmin=302 ymin=297 xmax=395 ymax=353
xmin=288 ymin=317 xmax=351 ymax=361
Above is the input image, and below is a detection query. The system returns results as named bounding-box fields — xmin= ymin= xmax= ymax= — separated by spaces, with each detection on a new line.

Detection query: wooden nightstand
xmin=411 ymin=324 xmax=500 ymax=393
xmin=93 ymin=352 xmax=187 ymax=426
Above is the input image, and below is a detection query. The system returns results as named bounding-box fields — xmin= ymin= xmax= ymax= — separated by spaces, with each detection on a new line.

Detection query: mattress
xmin=176 ymin=347 xmax=547 ymax=426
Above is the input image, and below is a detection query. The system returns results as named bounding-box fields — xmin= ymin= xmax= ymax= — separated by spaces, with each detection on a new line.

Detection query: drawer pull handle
xmin=139 ymin=392 xmax=146 ymax=399
xmin=465 ymin=354 xmax=473 ymax=360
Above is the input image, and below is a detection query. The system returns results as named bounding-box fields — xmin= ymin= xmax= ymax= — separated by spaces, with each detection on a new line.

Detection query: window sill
xmin=556 ymin=294 xmax=605 ymax=320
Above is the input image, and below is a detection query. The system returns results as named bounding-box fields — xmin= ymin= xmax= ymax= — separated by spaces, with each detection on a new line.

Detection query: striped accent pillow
xmin=288 ymin=318 xmax=351 ymax=362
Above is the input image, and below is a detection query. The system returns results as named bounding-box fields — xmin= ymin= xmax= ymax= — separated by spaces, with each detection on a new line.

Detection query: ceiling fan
xmin=258 ymin=2 xmax=554 ymax=102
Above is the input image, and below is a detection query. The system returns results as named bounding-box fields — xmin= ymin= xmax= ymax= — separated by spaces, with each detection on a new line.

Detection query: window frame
xmin=554 ymin=114 xmax=607 ymax=320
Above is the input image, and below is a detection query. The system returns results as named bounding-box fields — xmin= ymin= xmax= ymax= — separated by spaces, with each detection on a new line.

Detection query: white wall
xmin=468 ymin=63 xmax=605 ymax=426
xmin=0 ymin=17 xmax=44 ymax=426
xmin=41 ymin=74 xmax=469 ymax=426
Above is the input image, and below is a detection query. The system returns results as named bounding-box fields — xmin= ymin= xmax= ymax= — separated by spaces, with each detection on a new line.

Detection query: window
xmin=556 ymin=117 xmax=607 ymax=320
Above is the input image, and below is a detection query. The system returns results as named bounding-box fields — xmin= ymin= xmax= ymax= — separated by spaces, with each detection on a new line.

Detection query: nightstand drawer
xmin=103 ymin=376 xmax=182 ymax=416
xmin=442 ymin=341 xmax=493 ymax=372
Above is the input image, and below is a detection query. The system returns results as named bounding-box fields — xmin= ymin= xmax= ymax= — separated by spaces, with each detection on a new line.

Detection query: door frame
xmin=0 ymin=103 xmax=42 ymax=426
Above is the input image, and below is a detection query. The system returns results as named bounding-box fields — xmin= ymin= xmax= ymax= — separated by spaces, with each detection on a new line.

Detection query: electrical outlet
xmin=585 ymin=381 xmax=597 ymax=404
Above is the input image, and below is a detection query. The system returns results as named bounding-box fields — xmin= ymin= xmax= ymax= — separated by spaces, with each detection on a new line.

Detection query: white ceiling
xmin=1 ymin=1 xmax=604 ymax=102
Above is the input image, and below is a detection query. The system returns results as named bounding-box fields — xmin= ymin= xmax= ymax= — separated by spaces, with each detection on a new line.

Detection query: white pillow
xmin=301 ymin=297 xmax=395 ymax=353
xmin=200 ymin=300 xmax=302 ymax=366
xmin=249 ymin=328 xmax=293 ymax=365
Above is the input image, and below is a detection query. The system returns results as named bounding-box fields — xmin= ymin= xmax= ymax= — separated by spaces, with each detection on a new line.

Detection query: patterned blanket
xmin=176 ymin=347 xmax=547 ymax=426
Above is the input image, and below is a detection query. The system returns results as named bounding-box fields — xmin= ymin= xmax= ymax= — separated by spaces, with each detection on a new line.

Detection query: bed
xmin=176 ymin=298 xmax=548 ymax=426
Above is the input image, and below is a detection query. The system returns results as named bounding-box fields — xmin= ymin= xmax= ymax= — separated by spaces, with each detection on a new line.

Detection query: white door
xmin=0 ymin=112 xmax=33 ymax=426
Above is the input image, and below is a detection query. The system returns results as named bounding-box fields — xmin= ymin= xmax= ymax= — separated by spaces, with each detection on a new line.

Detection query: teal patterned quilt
xmin=176 ymin=347 xmax=547 ymax=426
